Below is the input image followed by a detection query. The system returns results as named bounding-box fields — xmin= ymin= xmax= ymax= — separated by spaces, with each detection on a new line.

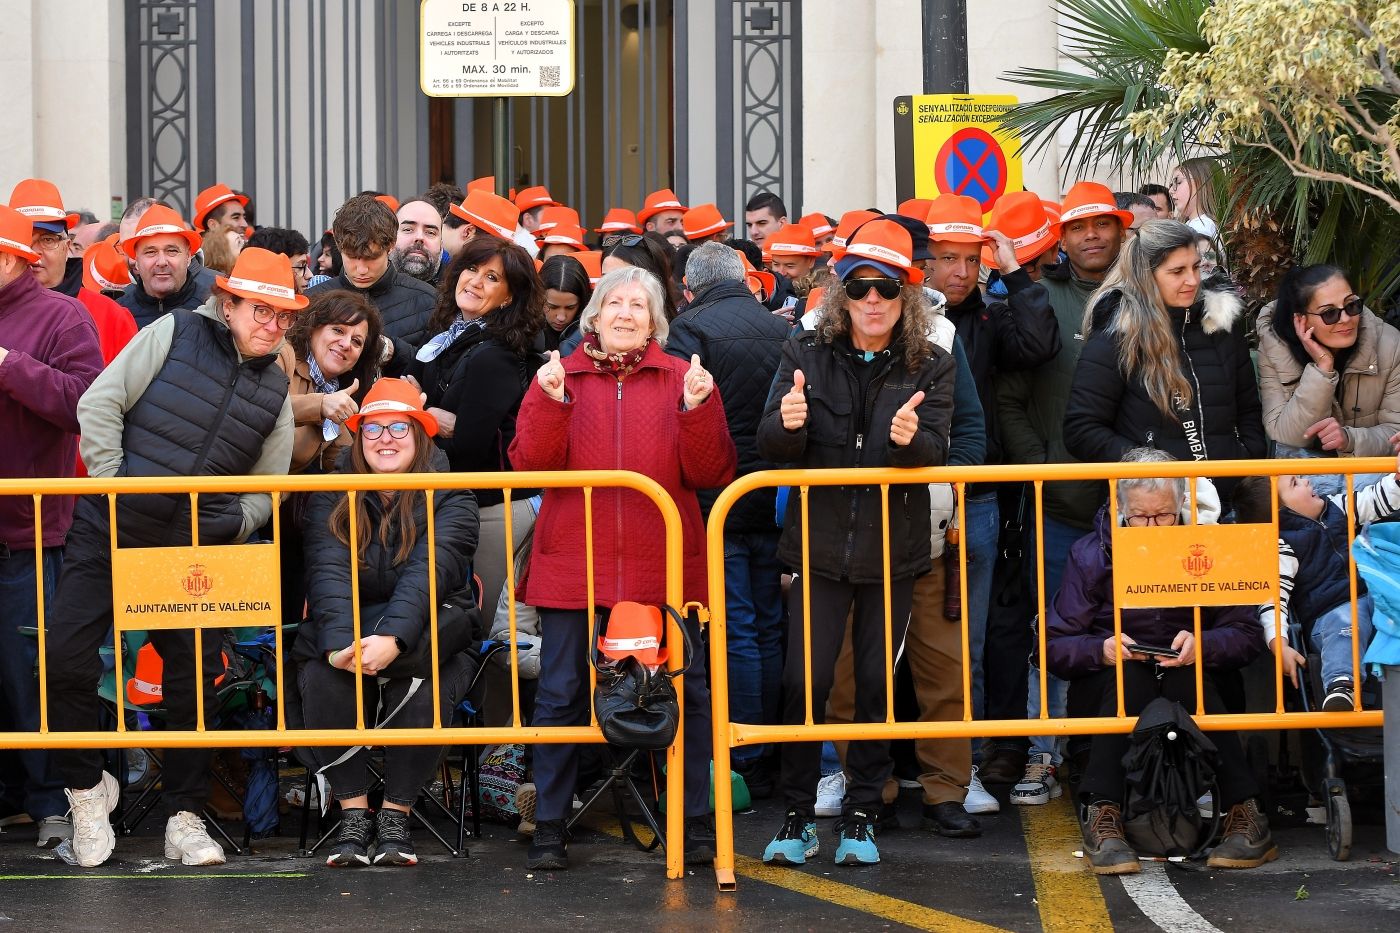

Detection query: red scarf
xmin=581 ymin=332 xmax=649 ymax=379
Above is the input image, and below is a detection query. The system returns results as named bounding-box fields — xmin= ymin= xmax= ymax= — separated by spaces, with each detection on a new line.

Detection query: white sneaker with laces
xmin=164 ymin=811 xmax=226 ymax=866
xmin=814 ymin=772 xmax=846 ymax=818
xmin=36 ymin=815 xmax=72 ymax=848
xmin=1010 ymin=753 xmax=1062 ymax=806
xmin=65 ymin=771 xmax=119 ymax=868
xmin=963 ymin=766 xmax=1000 ymax=814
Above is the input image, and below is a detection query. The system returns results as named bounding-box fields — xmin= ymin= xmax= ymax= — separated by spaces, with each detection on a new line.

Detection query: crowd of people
xmin=0 ymin=163 xmax=1388 ymax=876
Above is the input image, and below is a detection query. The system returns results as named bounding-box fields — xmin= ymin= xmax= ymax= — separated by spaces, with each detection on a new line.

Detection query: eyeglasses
xmin=1123 ymin=511 xmax=1179 ymax=527
xmin=602 ymin=233 xmax=645 ymax=250
xmin=843 ymin=277 xmax=903 ymax=301
xmin=291 ymin=263 xmax=311 ymax=278
xmin=34 ymin=233 xmax=68 ymax=253
xmin=251 ymin=305 xmax=298 ymax=330
xmin=360 ymin=421 xmax=412 ymax=440
xmin=1305 ymin=295 xmax=1363 ymax=326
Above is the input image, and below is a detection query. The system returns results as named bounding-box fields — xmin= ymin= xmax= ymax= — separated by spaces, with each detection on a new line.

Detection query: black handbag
xmin=590 ymin=605 xmax=693 ymax=751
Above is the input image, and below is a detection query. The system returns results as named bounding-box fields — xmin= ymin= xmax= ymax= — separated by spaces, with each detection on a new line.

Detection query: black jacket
xmin=1063 ymin=288 xmax=1266 ymax=472
xmin=665 ymin=279 xmax=791 ymax=531
xmin=307 ymin=266 xmax=436 ymax=375
xmin=117 ymin=265 xmax=211 ymax=329
xmin=295 ymin=449 xmax=480 ymax=674
xmin=757 ymin=327 xmax=956 ymax=583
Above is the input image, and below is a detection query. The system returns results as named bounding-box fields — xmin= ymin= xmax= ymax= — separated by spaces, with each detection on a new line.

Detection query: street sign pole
xmin=494 ymin=97 xmax=509 ymax=196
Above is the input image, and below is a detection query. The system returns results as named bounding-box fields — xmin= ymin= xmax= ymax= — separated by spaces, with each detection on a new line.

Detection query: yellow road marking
xmin=1021 ymin=795 xmax=1114 ymax=932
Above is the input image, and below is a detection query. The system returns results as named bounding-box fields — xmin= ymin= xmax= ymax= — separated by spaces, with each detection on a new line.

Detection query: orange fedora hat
xmin=83 ymin=233 xmax=133 ymax=292
xmin=981 ymin=191 xmax=1059 ymax=266
xmin=595 ymin=208 xmax=642 ymax=235
xmin=346 ymin=377 xmax=439 ymax=436
xmin=9 ymin=178 xmax=80 ymax=230
xmin=449 ymin=189 xmax=520 ymax=239
xmin=120 ymin=204 xmax=202 ymax=259
xmin=192 ymin=183 xmax=249 ymax=230
xmin=215 ymin=247 xmax=310 ymax=311
xmin=682 ymin=203 xmax=733 ymax=240
xmin=637 ymin=188 xmax=686 ymax=225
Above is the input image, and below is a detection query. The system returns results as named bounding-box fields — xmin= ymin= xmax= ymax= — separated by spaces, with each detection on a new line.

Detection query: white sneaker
xmin=36 ymin=815 xmax=72 ymax=848
xmin=963 ymin=766 xmax=1001 ymax=814
xmin=814 ymin=772 xmax=846 ymax=818
xmin=1010 ymin=753 xmax=1062 ymax=806
xmin=1196 ymin=791 xmax=1215 ymax=820
xmin=65 ymin=771 xmax=119 ymax=868
xmin=164 ymin=811 xmax=226 ymax=866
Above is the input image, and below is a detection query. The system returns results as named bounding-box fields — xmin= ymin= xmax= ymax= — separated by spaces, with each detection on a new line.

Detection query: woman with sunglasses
xmin=757 ymin=219 xmax=955 ymax=867
xmin=1256 ymin=264 xmax=1400 ymax=494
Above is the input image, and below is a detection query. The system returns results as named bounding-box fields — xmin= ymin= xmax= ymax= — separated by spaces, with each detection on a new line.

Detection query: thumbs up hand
xmin=682 ymin=354 xmax=714 ymax=410
xmin=537 ymin=349 xmax=566 ymax=401
xmin=320 ymin=377 xmax=361 ymax=425
xmin=890 ymin=390 xmax=925 ymax=447
xmin=780 ymin=369 xmax=808 ymax=431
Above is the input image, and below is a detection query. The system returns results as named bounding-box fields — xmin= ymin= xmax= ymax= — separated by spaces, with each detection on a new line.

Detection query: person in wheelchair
xmin=295 ymin=378 xmax=480 ymax=867
xmin=1232 ymin=450 xmax=1400 ymax=709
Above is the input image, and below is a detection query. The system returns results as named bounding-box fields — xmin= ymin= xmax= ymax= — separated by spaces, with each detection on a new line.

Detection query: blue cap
xmin=834 ymin=254 xmax=904 ymax=281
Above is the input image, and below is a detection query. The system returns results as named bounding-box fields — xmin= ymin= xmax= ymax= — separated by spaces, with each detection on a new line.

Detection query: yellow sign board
xmin=112 ymin=544 xmax=280 ymax=631
xmin=893 ymin=94 xmax=1024 ymax=212
xmin=1112 ymin=524 xmax=1278 ymax=609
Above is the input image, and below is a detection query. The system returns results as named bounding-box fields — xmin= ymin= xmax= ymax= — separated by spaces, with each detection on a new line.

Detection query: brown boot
xmin=1207 ymin=799 xmax=1278 ymax=869
xmin=1082 ymin=801 xmax=1140 ymax=875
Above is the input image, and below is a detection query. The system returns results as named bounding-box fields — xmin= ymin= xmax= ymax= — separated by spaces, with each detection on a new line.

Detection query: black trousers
xmin=778 ymin=574 xmax=914 ymax=817
xmin=1077 ymin=663 xmax=1258 ymax=808
xmin=44 ymin=502 xmax=225 ymax=815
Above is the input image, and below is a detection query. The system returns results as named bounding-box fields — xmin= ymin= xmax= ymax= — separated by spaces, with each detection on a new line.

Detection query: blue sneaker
xmin=834 ymin=810 xmax=880 ymax=865
xmin=762 ymin=809 xmax=819 ymax=865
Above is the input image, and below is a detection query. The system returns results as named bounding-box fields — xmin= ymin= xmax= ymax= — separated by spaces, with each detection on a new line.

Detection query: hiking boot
xmin=1011 ymin=754 xmax=1063 ymax=806
xmin=814 ymin=771 xmax=845 ymax=817
xmin=1207 ymin=799 xmax=1278 ymax=869
xmin=762 ymin=809 xmax=819 ymax=865
xmin=326 ymin=807 xmax=374 ymax=867
xmin=526 ymin=819 xmax=568 ymax=870
xmin=1082 ymin=801 xmax=1140 ymax=875
xmin=922 ymin=801 xmax=981 ymax=838
xmin=978 ymin=744 xmax=1027 ymax=785
xmin=373 ymin=808 xmax=418 ymax=866
xmin=164 ymin=810 xmax=226 ymax=866
xmin=963 ymin=767 xmax=1000 ymax=814
xmin=65 ymin=771 xmax=119 ymax=868
xmin=514 ymin=782 xmax=537 ymax=835
xmin=684 ymin=814 xmax=716 ymax=865
xmin=37 ymin=815 xmax=72 ymax=848
xmin=1321 ymin=679 xmax=1356 ymax=713
xmin=833 ymin=810 xmax=879 ymax=865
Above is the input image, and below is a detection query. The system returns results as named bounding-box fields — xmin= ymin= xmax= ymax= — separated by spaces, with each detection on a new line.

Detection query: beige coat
xmin=1256 ymin=302 xmax=1400 ymax=456
xmin=275 ymin=343 xmax=353 ymax=473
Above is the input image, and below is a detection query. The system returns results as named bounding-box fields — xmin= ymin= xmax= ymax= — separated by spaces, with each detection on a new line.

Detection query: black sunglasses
xmin=1305 ymin=295 xmax=1363 ymax=326
xmin=602 ymin=233 xmax=646 ymax=250
xmin=843 ymin=277 xmax=903 ymax=301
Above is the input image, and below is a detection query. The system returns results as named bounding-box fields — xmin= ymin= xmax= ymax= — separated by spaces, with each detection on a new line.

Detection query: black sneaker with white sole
xmin=1321 ymin=679 xmax=1356 ymax=712
xmin=373 ymin=808 xmax=418 ymax=866
xmin=326 ymin=807 xmax=375 ymax=867
xmin=526 ymin=819 xmax=568 ymax=870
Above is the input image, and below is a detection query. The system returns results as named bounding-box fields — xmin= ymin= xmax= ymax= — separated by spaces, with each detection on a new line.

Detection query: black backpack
xmin=1120 ymin=697 xmax=1222 ymax=858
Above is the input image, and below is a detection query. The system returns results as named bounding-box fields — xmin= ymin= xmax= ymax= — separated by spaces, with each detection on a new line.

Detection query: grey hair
xmin=1115 ymin=446 xmax=1186 ymax=517
xmin=684 ymin=241 xmax=745 ymax=294
xmin=579 ymin=265 xmax=671 ymax=346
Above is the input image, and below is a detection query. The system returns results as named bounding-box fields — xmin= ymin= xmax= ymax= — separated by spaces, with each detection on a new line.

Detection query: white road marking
xmin=1119 ymin=862 xmax=1223 ymax=933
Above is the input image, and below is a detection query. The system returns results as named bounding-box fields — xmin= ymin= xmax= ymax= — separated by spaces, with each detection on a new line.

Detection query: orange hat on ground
xmin=467 ymin=176 xmax=496 ymax=193
xmin=897 ymin=198 xmax=935 ymax=221
xmin=120 ymin=205 xmax=202 ymax=259
xmin=798 ymin=212 xmax=835 ymax=239
xmin=828 ymin=209 xmax=881 ymax=256
xmin=83 ymin=233 xmax=132 ymax=292
xmin=191 ymin=184 xmax=249 ymax=230
xmin=980 ymin=191 xmax=1059 ymax=266
xmin=9 ymin=178 xmax=80 ymax=230
xmin=534 ymin=205 xmax=581 ymax=234
xmin=595 ymin=208 xmax=642 ymax=235
xmin=925 ymin=194 xmax=989 ymax=244
xmin=374 ymin=194 xmax=400 ymax=213
xmin=735 ymin=249 xmax=776 ymax=299
xmin=837 ymin=218 xmax=925 ymax=285
xmin=346 ymin=377 xmax=439 ymax=436
xmin=0 ymin=205 xmax=39 ymax=263
xmin=449 ymin=189 xmax=520 ymax=240
xmin=215 ymin=247 xmax=310 ymax=311
xmin=765 ymin=224 xmax=822 ymax=257
xmin=515 ymin=185 xmax=559 ymax=212
xmin=537 ymin=223 xmax=588 ymax=251
xmin=572 ymin=249 xmax=603 ymax=286
xmin=1055 ymin=181 xmax=1135 ymax=231
xmin=682 ymin=203 xmax=733 ymax=240
xmin=599 ymin=602 xmax=669 ymax=668
xmin=637 ymin=188 xmax=686 ymax=225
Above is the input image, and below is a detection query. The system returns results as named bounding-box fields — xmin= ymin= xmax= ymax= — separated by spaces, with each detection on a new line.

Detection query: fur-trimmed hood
xmin=1090 ymin=286 xmax=1244 ymax=336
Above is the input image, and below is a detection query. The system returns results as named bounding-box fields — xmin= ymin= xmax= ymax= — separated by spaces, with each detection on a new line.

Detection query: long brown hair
xmin=327 ymin=420 xmax=437 ymax=566
xmin=814 ymin=280 xmax=935 ymax=372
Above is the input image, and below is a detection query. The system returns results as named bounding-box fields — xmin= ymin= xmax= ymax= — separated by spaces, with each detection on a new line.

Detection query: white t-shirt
xmin=1186 ymin=214 xmax=1219 ymax=239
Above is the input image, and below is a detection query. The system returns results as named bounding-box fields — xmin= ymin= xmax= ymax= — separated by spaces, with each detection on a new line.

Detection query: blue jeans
xmin=1026 ymin=515 xmax=1086 ymax=763
xmin=964 ymin=493 xmax=999 ymax=723
xmin=722 ymin=531 xmax=784 ymax=763
xmin=0 ymin=547 xmax=66 ymax=820
xmin=1313 ymin=595 xmax=1374 ymax=687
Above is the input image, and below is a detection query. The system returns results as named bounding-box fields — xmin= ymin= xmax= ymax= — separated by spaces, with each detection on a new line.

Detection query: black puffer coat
xmin=307 ymin=265 xmax=436 ymax=374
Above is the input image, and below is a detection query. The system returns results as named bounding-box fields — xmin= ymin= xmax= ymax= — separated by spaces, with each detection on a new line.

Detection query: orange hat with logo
xmin=798 ymin=212 xmax=835 ymax=239
xmin=735 ymin=249 xmax=776 ymax=299
xmin=0 ymin=205 xmax=39 ymax=263
xmin=980 ymin=191 xmax=1059 ymax=266
xmin=534 ymin=205 xmax=582 ymax=235
xmin=1042 ymin=199 xmax=1062 ymax=224
xmin=346 ymin=377 xmax=439 ymax=436
xmin=682 ymin=203 xmax=733 ymax=240
xmin=467 ymin=176 xmax=496 ymax=193
xmin=538 ymin=223 xmax=587 ymax=251
xmin=595 ymin=208 xmax=642 ymax=235
xmin=449 ymin=189 xmax=520 ymax=240
xmin=637 ymin=188 xmax=686 ymax=225
xmin=806 ymin=285 xmax=827 ymax=309
xmin=191 ymin=183 xmax=249 ymax=230
xmin=765 ymin=224 xmax=822 ymax=257
xmin=572 ymin=249 xmax=604 ymax=286
xmin=828 ymin=209 xmax=881 ymax=256
xmin=515 ymin=185 xmax=559 ymax=212
xmin=836 ymin=218 xmax=924 ymax=285
xmin=598 ymin=602 xmax=670 ymax=668
xmin=83 ymin=233 xmax=133 ymax=292
xmin=1055 ymin=182 xmax=1134 ymax=232
xmin=127 ymin=640 xmax=229 ymax=705
xmin=120 ymin=204 xmax=202 ymax=259
xmin=374 ymin=194 xmax=401 ymax=213
xmin=897 ymin=198 xmax=935 ymax=221
xmin=9 ymin=178 xmax=80 ymax=231
xmin=215 ymin=247 xmax=310 ymax=311
xmin=925 ymin=194 xmax=989 ymax=244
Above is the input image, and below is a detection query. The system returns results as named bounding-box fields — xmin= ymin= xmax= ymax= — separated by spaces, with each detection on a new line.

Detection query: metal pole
xmin=494 ymin=97 xmax=509 ymax=195
xmin=1386 ymin=670 xmax=1400 ymax=853
xmin=921 ymin=0 xmax=968 ymax=94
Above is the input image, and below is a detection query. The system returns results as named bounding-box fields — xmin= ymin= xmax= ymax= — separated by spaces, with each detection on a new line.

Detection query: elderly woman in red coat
xmin=509 ymin=265 xmax=737 ymax=871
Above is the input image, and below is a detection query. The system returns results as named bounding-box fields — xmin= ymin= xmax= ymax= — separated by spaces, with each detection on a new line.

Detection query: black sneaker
xmin=326 ymin=807 xmax=374 ymax=867
xmin=1321 ymin=679 xmax=1356 ymax=712
xmin=683 ymin=815 xmax=716 ymax=865
xmin=526 ymin=819 xmax=568 ymax=870
xmin=733 ymin=756 xmax=774 ymax=800
xmin=372 ymin=808 xmax=418 ymax=866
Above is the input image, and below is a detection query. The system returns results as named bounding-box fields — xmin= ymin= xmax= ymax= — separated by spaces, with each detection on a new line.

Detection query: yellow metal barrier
xmin=0 ymin=470 xmax=689 ymax=879
xmin=706 ymin=458 xmax=1390 ymax=890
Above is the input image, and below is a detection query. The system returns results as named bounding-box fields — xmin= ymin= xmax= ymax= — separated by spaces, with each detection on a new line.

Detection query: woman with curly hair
xmin=756 ymin=219 xmax=956 ymax=867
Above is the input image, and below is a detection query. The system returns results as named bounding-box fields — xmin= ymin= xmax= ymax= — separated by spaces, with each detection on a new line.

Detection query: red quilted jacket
xmin=508 ymin=339 xmax=737 ymax=610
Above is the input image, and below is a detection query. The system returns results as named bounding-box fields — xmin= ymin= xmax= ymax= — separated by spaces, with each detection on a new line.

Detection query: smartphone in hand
xmin=1128 ymin=643 xmax=1181 ymax=660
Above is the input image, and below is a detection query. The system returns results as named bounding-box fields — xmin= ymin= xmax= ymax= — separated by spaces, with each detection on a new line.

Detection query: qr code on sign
xmin=539 ymin=65 xmax=561 ymax=88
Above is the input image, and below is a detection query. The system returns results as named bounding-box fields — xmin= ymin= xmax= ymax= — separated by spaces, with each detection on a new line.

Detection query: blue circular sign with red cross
xmin=934 ymin=127 xmax=1008 ymax=212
